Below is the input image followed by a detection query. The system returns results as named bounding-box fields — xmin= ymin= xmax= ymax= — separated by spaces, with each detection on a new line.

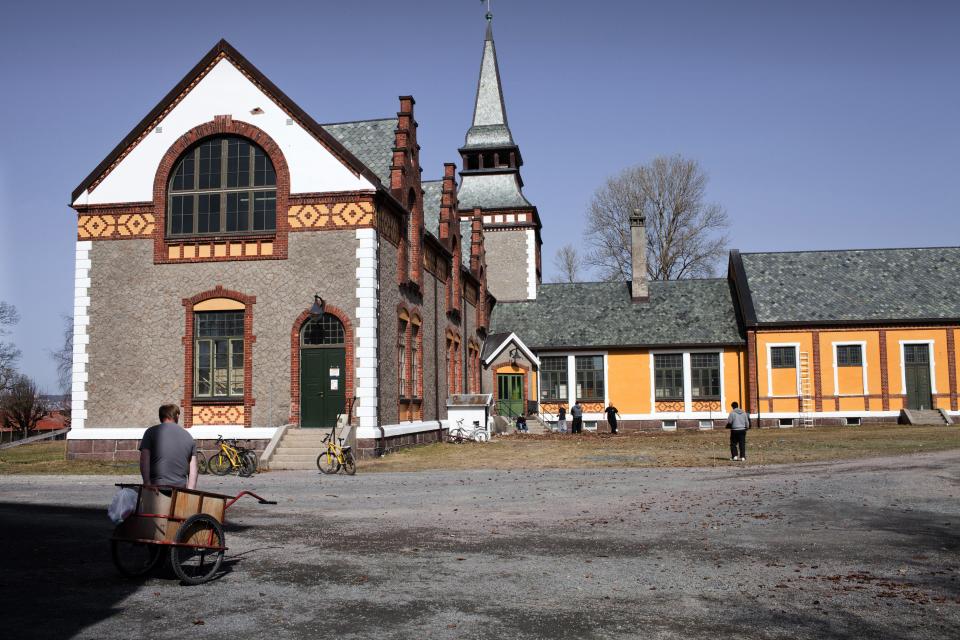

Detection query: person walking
xmin=570 ymin=401 xmax=584 ymax=434
xmin=726 ymin=401 xmax=750 ymax=462
xmin=604 ymin=404 xmax=620 ymax=434
xmin=139 ymin=404 xmax=199 ymax=488
xmin=556 ymin=404 xmax=567 ymax=433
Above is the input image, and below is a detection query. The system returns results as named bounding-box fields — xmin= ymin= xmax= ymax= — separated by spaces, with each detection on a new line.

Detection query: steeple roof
xmin=463 ymin=16 xmax=515 ymax=150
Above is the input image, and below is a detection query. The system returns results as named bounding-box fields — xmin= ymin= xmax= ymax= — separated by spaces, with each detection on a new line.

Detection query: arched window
xmin=301 ymin=314 xmax=345 ymax=347
xmin=168 ymin=136 xmax=277 ymax=237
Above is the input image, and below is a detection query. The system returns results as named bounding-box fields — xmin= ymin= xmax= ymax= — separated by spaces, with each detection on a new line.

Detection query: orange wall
xmin=885 ymin=329 xmax=950 ymax=411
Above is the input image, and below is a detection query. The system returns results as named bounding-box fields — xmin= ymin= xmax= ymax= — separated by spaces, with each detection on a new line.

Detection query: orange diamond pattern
xmin=78 ymin=213 xmax=155 ymax=239
xmin=192 ymin=405 xmax=245 ymax=426
xmin=288 ymin=201 xmax=373 ymax=229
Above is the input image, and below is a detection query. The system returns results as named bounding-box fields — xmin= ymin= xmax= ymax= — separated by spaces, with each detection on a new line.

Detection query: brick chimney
xmin=630 ymin=209 xmax=648 ymax=301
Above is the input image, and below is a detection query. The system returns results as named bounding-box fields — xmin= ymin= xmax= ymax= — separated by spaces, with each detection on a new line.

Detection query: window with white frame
xmin=540 ymin=356 xmax=568 ymax=400
xmin=770 ymin=346 xmax=796 ymax=368
xmin=836 ymin=344 xmax=862 ymax=367
xmin=575 ymin=355 xmax=604 ymax=401
xmin=690 ymin=352 xmax=721 ymax=400
xmin=654 ymin=353 xmax=684 ymax=401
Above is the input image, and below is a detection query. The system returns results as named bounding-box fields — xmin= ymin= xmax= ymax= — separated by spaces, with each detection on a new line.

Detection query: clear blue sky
xmin=1 ymin=0 xmax=958 ymax=390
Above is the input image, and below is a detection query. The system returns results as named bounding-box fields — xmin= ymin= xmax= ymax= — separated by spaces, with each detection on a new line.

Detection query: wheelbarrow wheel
xmin=316 ymin=450 xmax=340 ymax=474
xmin=111 ymin=539 xmax=163 ymax=578
xmin=341 ymin=449 xmax=357 ymax=475
xmin=170 ymin=514 xmax=225 ymax=585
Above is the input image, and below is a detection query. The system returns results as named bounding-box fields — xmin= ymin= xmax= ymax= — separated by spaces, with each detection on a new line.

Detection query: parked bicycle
xmin=316 ymin=429 xmax=356 ymax=475
xmin=447 ymin=418 xmax=489 ymax=443
xmin=207 ymin=435 xmax=257 ymax=477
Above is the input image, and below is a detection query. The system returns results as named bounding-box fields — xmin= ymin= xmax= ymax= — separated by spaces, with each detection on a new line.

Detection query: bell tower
xmin=457 ymin=10 xmax=542 ymax=301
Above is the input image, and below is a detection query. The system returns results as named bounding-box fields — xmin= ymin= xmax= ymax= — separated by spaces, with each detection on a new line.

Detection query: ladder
xmin=798 ymin=351 xmax=815 ymax=427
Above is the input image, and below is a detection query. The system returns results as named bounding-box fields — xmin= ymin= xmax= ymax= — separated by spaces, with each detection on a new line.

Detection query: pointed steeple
xmin=464 ymin=12 xmax=515 ymax=149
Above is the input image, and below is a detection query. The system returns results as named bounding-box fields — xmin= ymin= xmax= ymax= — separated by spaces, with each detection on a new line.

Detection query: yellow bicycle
xmin=316 ymin=430 xmax=356 ymax=475
xmin=208 ymin=435 xmax=257 ymax=477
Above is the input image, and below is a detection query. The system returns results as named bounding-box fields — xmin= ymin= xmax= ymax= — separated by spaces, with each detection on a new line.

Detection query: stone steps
xmin=900 ymin=409 xmax=953 ymax=425
xmin=264 ymin=428 xmax=337 ymax=470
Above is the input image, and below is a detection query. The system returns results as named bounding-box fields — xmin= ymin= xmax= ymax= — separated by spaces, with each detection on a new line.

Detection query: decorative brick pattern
xmin=192 ymin=404 xmax=245 ymax=425
xmin=655 ymin=401 xmax=685 ymax=413
xmin=812 ymin=330 xmax=823 ymax=412
xmin=288 ymin=201 xmax=375 ymax=230
xmin=289 ymin=305 xmax=355 ymax=426
xmin=182 ymin=286 xmax=256 ymax=428
xmin=580 ymin=402 xmax=605 ymax=413
xmin=947 ymin=327 xmax=958 ymax=411
xmin=377 ymin=207 xmax=402 ymax=246
xmin=878 ymin=329 xmax=890 ymax=411
xmin=152 ymin=118 xmax=290 ymax=265
xmin=77 ymin=210 xmax=155 ymax=239
xmin=691 ymin=400 xmax=722 ymax=412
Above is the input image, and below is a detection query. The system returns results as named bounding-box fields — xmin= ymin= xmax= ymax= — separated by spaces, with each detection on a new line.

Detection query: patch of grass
xmin=363 ymin=423 xmax=960 ymax=473
xmin=0 ymin=441 xmax=138 ymax=475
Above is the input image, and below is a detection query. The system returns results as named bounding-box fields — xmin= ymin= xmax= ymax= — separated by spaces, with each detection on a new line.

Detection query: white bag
xmin=107 ymin=488 xmax=138 ymax=524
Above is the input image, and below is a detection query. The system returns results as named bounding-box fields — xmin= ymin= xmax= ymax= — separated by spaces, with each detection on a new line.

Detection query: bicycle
xmin=446 ymin=418 xmax=489 ymax=443
xmin=315 ymin=430 xmax=356 ymax=475
xmin=208 ymin=435 xmax=257 ymax=477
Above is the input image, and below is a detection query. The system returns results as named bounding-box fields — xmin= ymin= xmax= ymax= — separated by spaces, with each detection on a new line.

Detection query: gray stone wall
xmin=86 ymin=232 xmax=358 ymax=428
xmin=484 ymin=230 xmax=530 ymax=302
xmin=420 ymin=272 xmax=441 ymax=421
xmin=378 ymin=240 xmax=400 ymax=425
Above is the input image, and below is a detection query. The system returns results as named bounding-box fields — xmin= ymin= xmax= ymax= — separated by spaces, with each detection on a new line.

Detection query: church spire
xmin=465 ymin=6 xmax=514 ymax=149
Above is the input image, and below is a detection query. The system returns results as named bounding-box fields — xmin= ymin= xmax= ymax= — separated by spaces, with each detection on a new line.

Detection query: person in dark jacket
xmin=604 ymin=405 xmax=620 ymax=434
xmin=556 ymin=404 xmax=567 ymax=433
xmin=570 ymin=402 xmax=584 ymax=434
xmin=726 ymin=401 xmax=750 ymax=461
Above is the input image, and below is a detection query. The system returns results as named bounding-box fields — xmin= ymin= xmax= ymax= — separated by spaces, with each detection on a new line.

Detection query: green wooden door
xmin=497 ymin=374 xmax=524 ymax=418
xmin=300 ymin=348 xmax=346 ymax=428
xmin=904 ymin=344 xmax=932 ymax=410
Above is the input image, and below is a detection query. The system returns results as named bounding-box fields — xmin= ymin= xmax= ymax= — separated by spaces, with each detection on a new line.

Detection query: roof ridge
xmin=741 ymin=245 xmax=960 ymax=256
xmin=320 ymin=117 xmax=397 ymax=127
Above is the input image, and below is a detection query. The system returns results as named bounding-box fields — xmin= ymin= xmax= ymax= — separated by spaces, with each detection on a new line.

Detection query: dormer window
xmin=168 ymin=136 xmax=276 ymax=237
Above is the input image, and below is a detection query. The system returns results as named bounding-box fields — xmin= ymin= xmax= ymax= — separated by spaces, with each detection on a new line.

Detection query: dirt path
xmin=1 ymin=451 xmax=957 ymax=639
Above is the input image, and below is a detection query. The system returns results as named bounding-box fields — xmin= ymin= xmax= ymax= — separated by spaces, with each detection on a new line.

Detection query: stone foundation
xmin=356 ymin=427 xmax=446 ymax=458
xmin=67 ymin=438 xmax=267 ymax=462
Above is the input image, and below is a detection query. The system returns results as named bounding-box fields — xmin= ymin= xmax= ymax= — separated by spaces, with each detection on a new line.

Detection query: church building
xmin=67 ymin=14 xmax=958 ymax=461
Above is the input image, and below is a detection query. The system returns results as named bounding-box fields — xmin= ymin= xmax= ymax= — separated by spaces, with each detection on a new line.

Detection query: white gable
xmin=74 ymin=58 xmax=376 ymax=206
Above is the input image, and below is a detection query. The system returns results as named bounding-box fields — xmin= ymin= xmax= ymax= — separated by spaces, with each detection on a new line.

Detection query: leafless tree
xmin=0 ymin=301 xmax=21 ymax=393
xmin=584 ymin=155 xmax=729 ymax=281
xmin=49 ymin=316 xmax=73 ymax=428
xmin=1 ymin=375 xmax=48 ymax=441
xmin=552 ymin=244 xmax=582 ymax=283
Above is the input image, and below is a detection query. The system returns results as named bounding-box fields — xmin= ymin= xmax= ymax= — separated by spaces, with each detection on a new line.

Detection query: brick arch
xmin=290 ymin=304 xmax=355 ymax=426
xmin=181 ymin=285 xmax=257 ymax=428
xmin=153 ymin=116 xmax=291 ymax=263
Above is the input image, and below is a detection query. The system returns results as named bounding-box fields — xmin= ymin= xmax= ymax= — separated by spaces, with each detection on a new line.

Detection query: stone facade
xmin=482 ymin=229 xmax=532 ymax=302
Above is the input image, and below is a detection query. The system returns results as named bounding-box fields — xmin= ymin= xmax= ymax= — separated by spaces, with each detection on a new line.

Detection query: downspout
xmin=435 ymin=275 xmax=442 ymax=440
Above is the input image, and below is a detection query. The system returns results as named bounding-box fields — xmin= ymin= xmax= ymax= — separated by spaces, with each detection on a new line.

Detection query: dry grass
xmin=0 ymin=441 xmax=138 ymax=475
xmin=362 ymin=423 xmax=960 ymax=473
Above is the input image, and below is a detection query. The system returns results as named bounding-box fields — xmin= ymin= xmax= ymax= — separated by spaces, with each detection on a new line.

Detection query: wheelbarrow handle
xmin=225 ymin=490 xmax=277 ymax=509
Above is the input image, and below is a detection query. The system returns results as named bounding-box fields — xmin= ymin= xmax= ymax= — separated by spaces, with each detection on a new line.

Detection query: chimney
xmin=630 ymin=209 xmax=648 ymax=300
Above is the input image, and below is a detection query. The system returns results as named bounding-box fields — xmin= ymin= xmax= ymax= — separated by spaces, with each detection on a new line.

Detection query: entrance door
xmin=497 ymin=374 xmax=524 ymax=418
xmin=300 ymin=314 xmax=347 ymax=428
xmin=904 ymin=344 xmax=932 ymax=410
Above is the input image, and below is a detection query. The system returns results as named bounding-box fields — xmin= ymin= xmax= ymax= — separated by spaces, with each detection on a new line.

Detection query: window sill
xmin=192 ymin=398 xmax=244 ymax=405
xmin=167 ymin=232 xmax=277 ymax=243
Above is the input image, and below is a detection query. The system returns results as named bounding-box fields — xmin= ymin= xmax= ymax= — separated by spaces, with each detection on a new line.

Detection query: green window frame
xmin=691 ymin=352 xmax=721 ymax=400
xmin=540 ymin=356 xmax=568 ymax=401
xmin=771 ymin=346 xmax=796 ymax=369
xmin=836 ymin=345 xmax=863 ymax=367
xmin=168 ymin=136 xmax=276 ymax=237
xmin=194 ymin=311 xmax=244 ymax=399
xmin=654 ymin=353 xmax=684 ymax=401
xmin=575 ymin=355 xmax=604 ymax=402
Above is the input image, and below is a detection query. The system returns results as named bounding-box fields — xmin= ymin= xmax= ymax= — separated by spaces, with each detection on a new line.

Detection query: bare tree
xmin=552 ymin=244 xmax=582 ymax=283
xmin=0 ymin=301 xmax=21 ymax=393
xmin=1 ymin=375 xmax=48 ymax=441
xmin=584 ymin=155 xmax=729 ymax=281
xmin=49 ymin=316 xmax=73 ymax=428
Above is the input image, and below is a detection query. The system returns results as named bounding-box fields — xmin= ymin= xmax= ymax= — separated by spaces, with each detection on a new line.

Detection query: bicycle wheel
xmin=341 ymin=450 xmax=357 ymax=475
xmin=111 ymin=540 xmax=163 ymax=578
xmin=196 ymin=450 xmax=208 ymax=475
xmin=447 ymin=429 xmax=464 ymax=444
xmin=238 ymin=452 xmax=256 ymax=477
xmin=170 ymin=514 xmax=224 ymax=586
xmin=316 ymin=449 xmax=340 ymax=474
xmin=473 ymin=430 xmax=489 ymax=443
xmin=208 ymin=452 xmax=231 ymax=476
xmin=242 ymin=449 xmax=259 ymax=473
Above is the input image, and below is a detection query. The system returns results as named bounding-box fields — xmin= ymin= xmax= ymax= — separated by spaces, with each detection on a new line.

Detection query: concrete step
xmin=270 ymin=453 xmax=320 ymax=464
xmin=900 ymin=408 xmax=952 ymax=425
xmin=269 ymin=461 xmax=318 ymax=470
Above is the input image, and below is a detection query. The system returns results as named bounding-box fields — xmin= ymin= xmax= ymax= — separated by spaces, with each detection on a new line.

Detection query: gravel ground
xmin=1 ymin=451 xmax=958 ymax=640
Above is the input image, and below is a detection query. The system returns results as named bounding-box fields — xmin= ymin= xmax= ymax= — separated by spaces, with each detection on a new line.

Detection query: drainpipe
xmin=435 ymin=275 xmax=442 ymax=442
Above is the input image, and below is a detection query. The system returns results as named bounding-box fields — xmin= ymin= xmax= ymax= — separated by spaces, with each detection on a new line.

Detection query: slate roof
xmin=734 ymin=247 xmax=960 ymax=326
xmin=422 ymin=180 xmax=443 ymax=237
xmin=458 ymin=172 xmax=531 ymax=210
xmin=321 ymin=118 xmax=397 ymax=185
xmin=481 ymin=332 xmax=513 ymax=361
xmin=460 ymin=221 xmax=472 ymax=267
xmin=463 ymin=20 xmax=514 ymax=150
xmin=490 ymin=280 xmax=744 ymax=349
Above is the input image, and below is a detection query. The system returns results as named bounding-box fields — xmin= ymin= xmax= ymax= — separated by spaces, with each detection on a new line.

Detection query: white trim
xmin=537 ymin=351 xmax=607 ymax=408
xmin=766 ymin=342 xmax=801 ymax=397
xmin=355 ymin=229 xmax=379 ymax=430
xmin=67 ymin=426 xmax=279 ymax=440
xmin=899 ymin=340 xmax=937 ymax=396
xmin=749 ymin=410 xmax=900 ymax=419
xmin=70 ymin=241 xmax=93 ymax=431
xmin=356 ymin=420 xmax=444 ymax=439
xmin=525 ymin=229 xmax=537 ymax=300
xmin=483 ymin=332 xmax=541 ymax=367
xmin=649 ymin=348 xmax=725 ymax=415
xmin=832 ymin=341 xmax=869 ymax=396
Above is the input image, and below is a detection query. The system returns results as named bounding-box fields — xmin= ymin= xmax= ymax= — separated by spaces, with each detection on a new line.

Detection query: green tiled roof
xmin=491 ymin=280 xmax=743 ymax=349
xmin=321 ymin=118 xmax=397 ymax=185
xmin=737 ymin=247 xmax=960 ymax=325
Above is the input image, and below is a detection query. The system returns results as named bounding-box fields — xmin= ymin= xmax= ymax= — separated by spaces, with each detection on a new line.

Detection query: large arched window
xmin=168 ymin=136 xmax=277 ymax=237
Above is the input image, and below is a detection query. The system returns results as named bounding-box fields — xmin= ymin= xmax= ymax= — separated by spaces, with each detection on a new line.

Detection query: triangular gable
xmin=482 ymin=332 xmax=540 ymax=368
xmin=72 ymin=39 xmax=382 ymax=205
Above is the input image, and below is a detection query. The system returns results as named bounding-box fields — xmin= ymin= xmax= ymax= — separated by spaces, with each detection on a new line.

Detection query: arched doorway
xmin=299 ymin=313 xmax=346 ymax=428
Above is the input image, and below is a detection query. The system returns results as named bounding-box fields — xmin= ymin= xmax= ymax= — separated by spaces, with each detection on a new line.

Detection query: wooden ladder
xmin=798 ymin=351 xmax=815 ymax=427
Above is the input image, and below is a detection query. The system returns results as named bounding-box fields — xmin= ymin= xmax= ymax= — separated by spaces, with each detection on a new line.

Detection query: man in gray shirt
xmin=727 ymin=401 xmax=750 ymax=462
xmin=139 ymin=404 xmax=198 ymax=488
